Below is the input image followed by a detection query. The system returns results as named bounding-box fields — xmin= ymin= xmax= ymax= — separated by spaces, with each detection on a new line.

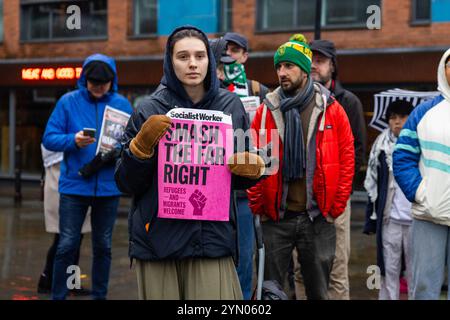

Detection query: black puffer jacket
xmin=115 ymin=26 xmax=254 ymax=262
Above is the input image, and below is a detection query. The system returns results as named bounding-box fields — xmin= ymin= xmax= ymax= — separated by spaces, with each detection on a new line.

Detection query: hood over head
xmin=437 ymin=48 xmax=450 ymax=102
xmin=78 ymin=53 xmax=118 ymax=92
xmin=161 ymin=25 xmax=219 ymax=108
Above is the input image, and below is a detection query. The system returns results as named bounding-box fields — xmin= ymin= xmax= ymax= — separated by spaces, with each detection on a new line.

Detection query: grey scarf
xmin=279 ymin=77 xmax=315 ymax=181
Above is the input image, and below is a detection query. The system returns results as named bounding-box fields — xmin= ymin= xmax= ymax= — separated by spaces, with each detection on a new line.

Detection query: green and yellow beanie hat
xmin=274 ymin=34 xmax=312 ymax=74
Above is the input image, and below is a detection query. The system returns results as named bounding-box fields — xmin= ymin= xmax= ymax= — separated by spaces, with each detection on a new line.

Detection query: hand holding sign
xmin=130 ymin=115 xmax=172 ymax=159
xmin=189 ymin=190 xmax=207 ymax=216
xmin=227 ymin=151 xmax=265 ymax=179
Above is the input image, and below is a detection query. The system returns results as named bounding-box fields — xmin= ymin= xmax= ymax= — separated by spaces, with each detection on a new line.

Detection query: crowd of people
xmin=38 ymin=24 xmax=450 ymax=300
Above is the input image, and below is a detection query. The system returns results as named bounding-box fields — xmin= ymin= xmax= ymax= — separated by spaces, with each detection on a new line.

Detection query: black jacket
xmin=363 ymin=151 xmax=388 ymax=276
xmin=332 ymin=81 xmax=367 ymax=174
xmin=115 ymin=26 xmax=255 ymax=262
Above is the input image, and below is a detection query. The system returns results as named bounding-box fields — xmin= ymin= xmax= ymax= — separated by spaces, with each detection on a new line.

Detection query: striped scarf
xmin=279 ymin=77 xmax=315 ymax=181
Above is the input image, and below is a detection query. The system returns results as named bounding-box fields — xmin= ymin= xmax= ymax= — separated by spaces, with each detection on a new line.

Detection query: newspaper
xmin=96 ymin=106 xmax=131 ymax=155
xmin=240 ymin=96 xmax=260 ymax=124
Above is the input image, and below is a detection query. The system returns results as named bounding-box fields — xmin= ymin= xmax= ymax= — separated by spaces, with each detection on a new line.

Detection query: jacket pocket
xmin=412 ymin=177 xmax=428 ymax=217
xmin=138 ymin=195 xmax=155 ymax=235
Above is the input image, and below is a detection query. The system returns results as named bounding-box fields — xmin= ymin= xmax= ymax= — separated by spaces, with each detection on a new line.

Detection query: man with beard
xmin=247 ymin=34 xmax=355 ymax=299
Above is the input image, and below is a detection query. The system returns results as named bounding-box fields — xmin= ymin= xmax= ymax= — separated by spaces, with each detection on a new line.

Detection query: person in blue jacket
xmin=42 ymin=53 xmax=133 ymax=300
xmin=393 ymin=49 xmax=450 ymax=300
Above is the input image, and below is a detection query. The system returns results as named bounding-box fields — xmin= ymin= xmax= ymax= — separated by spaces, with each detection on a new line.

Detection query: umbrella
xmin=370 ymin=88 xmax=440 ymax=132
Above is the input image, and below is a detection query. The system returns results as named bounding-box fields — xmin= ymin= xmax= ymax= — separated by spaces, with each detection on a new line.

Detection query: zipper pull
xmin=319 ymin=94 xmax=327 ymax=131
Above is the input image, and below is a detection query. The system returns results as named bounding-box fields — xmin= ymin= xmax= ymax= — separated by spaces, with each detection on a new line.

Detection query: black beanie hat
xmin=385 ymin=99 xmax=414 ymax=120
xmin=83 ymin=61 xmax=115 ymax=83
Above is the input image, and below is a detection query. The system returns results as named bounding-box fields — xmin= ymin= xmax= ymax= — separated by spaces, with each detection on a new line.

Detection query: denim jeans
xmin=236 ymin=197 xmax=255 ymax=300
xmin=52 ymin=194 xmax=119 ymax=300
xmin=410 ymin=218 xmax=450 ymax=300
xmin=42 ymin=234 xmax=83 ymax=286
xmin=262 ymin=213 xmax=336 ymax=300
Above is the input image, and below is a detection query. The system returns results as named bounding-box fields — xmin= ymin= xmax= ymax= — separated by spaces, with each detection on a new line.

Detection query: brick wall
xmin=0 ymin=0 xmax=165 ymax=59
xmin=1 ymin=0 xmax=449 ymax=60
xmin=236 ymin=0 xmax=450 ymax=52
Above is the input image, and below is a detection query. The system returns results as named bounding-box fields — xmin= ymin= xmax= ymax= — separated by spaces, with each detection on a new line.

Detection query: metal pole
xmin=8 ymin=90 xmax=16 ymax=177
xmin=314 ymin=0 xmax=322 ymax=40
xmin=14 ymin=145 xmax=22 ymax=203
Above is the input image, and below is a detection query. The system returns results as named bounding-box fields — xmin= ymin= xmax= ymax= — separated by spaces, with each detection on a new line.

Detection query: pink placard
xmin=157 ymin=108 xmax=233 ymax=221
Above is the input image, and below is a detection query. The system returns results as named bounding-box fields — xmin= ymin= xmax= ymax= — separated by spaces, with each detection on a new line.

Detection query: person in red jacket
xmin=247 ymin=34 xmax=354 ymax=300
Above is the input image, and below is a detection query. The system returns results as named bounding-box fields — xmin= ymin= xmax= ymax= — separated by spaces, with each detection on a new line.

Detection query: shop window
xmin=20 ymin=0 xmax=107 ymax=41
xmin=15 ymin=88 xmax=70 ymax=174
xmin=256 ymin=0 xmax=381 ymax=31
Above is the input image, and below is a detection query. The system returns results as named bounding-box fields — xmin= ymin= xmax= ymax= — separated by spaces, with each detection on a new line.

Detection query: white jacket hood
xmin=437 ymin=48 xmax=450 ymax=102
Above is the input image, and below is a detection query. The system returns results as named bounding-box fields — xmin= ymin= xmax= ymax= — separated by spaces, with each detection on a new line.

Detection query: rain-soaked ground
xmin=0 ymin=181 xmax=383 ymax=300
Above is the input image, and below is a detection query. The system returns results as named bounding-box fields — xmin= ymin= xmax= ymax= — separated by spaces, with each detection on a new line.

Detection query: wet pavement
xmin=0 ymin=181 xmax=137 ymax=300
xmin=0 ymin=181 xmax=380 ymax=300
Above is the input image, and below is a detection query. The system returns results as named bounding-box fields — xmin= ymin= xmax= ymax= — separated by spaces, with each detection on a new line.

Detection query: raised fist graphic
xmin=189 ymin=190 xmax=207 ymax=216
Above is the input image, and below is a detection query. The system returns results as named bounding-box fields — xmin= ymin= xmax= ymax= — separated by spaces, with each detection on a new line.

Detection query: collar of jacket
xmin=262 ymin=82 xmax=334 ymax=142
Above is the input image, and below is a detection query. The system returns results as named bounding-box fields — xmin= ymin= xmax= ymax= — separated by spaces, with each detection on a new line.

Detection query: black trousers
xmin=262 ymin=213 xmax=336 ymax=300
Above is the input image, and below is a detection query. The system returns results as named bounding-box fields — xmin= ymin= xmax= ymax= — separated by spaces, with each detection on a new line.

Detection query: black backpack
xmin=261 ymin=280 xmax=289 ymax=300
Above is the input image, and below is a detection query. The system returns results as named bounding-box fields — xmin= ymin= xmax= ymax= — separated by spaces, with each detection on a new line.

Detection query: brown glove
xmin=130 ymin=115 xmax=172 ymax=159
xmin=227 ymin=152 xmax=265 ymax=180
